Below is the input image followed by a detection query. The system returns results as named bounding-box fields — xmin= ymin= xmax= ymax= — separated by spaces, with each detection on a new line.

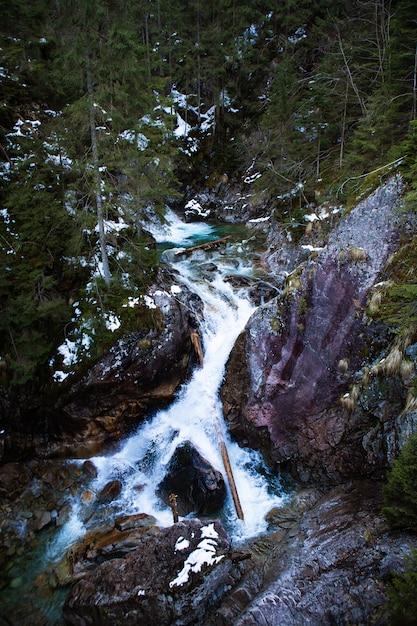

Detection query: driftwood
xmin=215 ymin=422 xmax=244 ymax=521
xmin=174 ymin=235 xmax=232 ymax=257
xmin=190 ymin=332 xmax=204 ymax=366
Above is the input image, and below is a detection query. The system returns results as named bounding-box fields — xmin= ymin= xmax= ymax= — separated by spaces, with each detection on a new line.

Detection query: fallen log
xmin=174 ymin=235 xmax=232 ymax=256
xmin=190 ymin=332 xmax=204 ymax=366
xmin=215 ymin=421 xmax=244 ymax=521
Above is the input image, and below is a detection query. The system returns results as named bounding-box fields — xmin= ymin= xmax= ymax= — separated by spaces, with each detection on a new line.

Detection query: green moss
xmin=297 ymin=297 xmax=307 ymax=316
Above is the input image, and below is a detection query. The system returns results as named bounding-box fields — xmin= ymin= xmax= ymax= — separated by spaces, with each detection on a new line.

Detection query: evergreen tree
xmin=0 ymin=116 xmax=76 ymax=385
xmin=382 ymin=431 xmax=417 ymax=531
xmin=386 ymin=549 xmax=417 ymax=626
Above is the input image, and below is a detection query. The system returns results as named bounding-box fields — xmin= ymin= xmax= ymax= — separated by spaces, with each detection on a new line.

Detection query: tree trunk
xmin=86 ymin=53 xmax=111 ymax=287
xmin=413 ymin=43 xmax=417 ymax=120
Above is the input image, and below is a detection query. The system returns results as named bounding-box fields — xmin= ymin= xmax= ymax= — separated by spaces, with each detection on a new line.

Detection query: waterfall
xmin=56 ymin=210 xmax=287 ymax=550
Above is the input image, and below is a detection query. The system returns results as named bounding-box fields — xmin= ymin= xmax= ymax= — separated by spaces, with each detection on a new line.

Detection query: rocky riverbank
xmin=1 ymin=177 xmax=417 ymax=625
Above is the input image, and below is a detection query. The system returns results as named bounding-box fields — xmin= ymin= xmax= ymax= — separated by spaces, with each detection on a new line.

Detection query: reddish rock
xmin=221 ymin=178 xmax=407 ymax=483
xmin=80 ymin=489 xmax=95 ymax=505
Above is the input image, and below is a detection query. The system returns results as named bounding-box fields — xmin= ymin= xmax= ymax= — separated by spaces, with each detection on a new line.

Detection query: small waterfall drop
xmin=57 ymin=210 xmax=287 ymax=549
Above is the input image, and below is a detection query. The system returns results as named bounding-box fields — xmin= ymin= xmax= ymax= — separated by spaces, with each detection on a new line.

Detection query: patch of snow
xmin=244 ymin=172 xmax=262 ymax=184
xmin=200 ymin=106 xmax=216 ymax=133
xmin=123 ymin=297 xmax=141 ymax=308
xmin=144 ymin=295 xmax=157 ymax=309
xmin=169 ymin=525 xmax=224 ymax=588
xmin=301 ymin=244 xmax=324 ymax=252
xmin=105 ymin=313 xmax=121 ymax=331
xmin=174 ymin=112 xmax=192 ymax=138
xmin=304 ymin=212 xmax=319 ymax=222
xmin=200 ymin=523 xmax=219 ymax=539
xmin=248 ymin=216 xmax=270 ymax=223
xmin=170 ymin=285 xmax=182 ymax=295
xmin=184 ymin=198 xmax=210 ymax=218
xmin=174 ymin=536 xmax=190 ymax=552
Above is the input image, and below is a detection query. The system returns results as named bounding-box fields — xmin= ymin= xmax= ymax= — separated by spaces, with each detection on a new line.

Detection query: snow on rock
xmin=63 ymin=519 xmax=232 ymax=626
xmin=169 ymin=523 xmax=225 ymax=588
xmin=184 ymin=198 xmax=211 ymax=219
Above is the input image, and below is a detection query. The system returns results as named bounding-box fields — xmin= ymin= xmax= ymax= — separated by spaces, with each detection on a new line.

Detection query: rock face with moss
xmin=0 ymin=270 xmax=203 ymax=461
xmin=221 ymin=177 xmax=409 ymax=483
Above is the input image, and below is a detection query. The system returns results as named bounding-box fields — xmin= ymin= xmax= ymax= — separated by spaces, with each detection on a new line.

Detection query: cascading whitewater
xmin=52 ymin=210 xmax=287 ymax=552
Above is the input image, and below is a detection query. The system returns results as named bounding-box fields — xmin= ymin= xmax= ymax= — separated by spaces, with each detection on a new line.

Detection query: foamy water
xmin=53 ymin=211 xmax=287 ymax=552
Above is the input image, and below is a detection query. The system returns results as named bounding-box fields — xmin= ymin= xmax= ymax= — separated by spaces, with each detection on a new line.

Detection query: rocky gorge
xmin=1 ymin=177 xmax=417 ymax=625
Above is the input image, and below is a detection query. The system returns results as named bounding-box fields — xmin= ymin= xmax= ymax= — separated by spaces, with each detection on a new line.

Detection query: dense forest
xmin=1 ymin=0 xmax=417 ymax=391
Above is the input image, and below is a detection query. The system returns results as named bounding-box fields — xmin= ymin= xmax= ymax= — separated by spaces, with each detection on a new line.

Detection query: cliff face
xmin=221 ymin=177 xmax=414 ymax=483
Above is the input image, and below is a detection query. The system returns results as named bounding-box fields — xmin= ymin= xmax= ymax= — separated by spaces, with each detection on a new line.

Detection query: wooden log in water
xmin=215 ymin=422 xmax=244 ymax=521
xmin=190 ymin=332 xmax=204 ymax=366
xmin=174 ymin=235 xmax=232 ymax=256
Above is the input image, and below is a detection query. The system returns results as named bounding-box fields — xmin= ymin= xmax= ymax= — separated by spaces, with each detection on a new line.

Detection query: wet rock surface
xmin=0 ymin=269 xmax=203 ymax=461
xmin=221 ymin=177 xmax=409 ymax=483
xmin=157 ymin=440 xmax=227 ymax=516
xmin=206 ymin=480 xmax=417 ymax=626
xmin=63 ymin=519 xmax=232 ymax=626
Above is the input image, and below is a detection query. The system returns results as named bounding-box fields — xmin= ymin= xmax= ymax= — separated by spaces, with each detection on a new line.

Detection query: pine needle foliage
xmin=382 ymin=432 xmax=417 ymax=531
xmin=385 ymin=549 xmax=417 ymax=626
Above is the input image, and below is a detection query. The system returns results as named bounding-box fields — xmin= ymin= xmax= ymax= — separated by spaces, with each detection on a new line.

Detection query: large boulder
xmin=0 ymin=270 xmax=204 ymax=460
xmin=221 ymin=177 xmax=409 ymax=483
xmin=63 ymin=519 xmax=233 ymax=626
xmin=157 ymin=441 xmax=227 ymax=515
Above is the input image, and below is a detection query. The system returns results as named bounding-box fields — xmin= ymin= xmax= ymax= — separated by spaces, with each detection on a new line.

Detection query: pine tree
xmin=0 ymin=116 xmax=76 ymax=385
xmin=382 ymin=431 xmax=417 ymax=531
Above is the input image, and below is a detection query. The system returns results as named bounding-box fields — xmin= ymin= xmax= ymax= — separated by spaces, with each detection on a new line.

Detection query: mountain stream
xmin=0 ymin=211 xmax=289 ymax=624
xmin=72 ymin=211 xmax=287 ymax=543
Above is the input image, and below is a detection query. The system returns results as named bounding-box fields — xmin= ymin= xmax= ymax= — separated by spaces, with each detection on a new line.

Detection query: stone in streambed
xmin=157 ymin=441 xmax=226 ymax=516
xmin=49 ymin=513 xmax=158 ymax=588
xmin=82 ymin=460 xmax=98 ymax=478
xmin=97 ymin=480 xmax=122 ymax=503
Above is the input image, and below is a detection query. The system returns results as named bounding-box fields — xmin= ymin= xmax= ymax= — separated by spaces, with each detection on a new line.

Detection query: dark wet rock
xmin=63 ymin=519 xmax=232 ymax=626
xmin=225 ymin=274 xmax=281 ymax=306
xmin=0 ymin=462 xmax=32 ymax=499
xmin=182 ymin=180 xmax=269 ymax=224
xmin=157 ymin=441 xmax=226 ymax=515
xmin=97 ymin=480 xmax=123 ymax=504
xmin=50 ymin=513 xmax=159 ymax=588
xmin=82 ymin=460 xmax=98 ymax=478
xmin=32 ymin=509 xmax=52 ymax=532
xmin=221 ymin=177 xmax=408 ymax=483
xmin=200 ymin=262 xmax=218 ymax=273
